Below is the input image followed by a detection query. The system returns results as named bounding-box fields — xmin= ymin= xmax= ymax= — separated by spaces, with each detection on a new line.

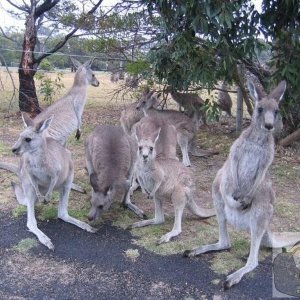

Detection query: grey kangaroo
xmin=136 ymin=90 xmax=197 ymax=166
xmin=11 ymin=113 xmax=96 ymax=250
xmin=130 ymin=127 xmax=215 ymax=244
xmin=184 ymin=80 xmax=300 ymax=288
xmin=85 ymin=125 xmax=145 ymax=221
xmin=33 ymin=57 xmax=99 ymax=146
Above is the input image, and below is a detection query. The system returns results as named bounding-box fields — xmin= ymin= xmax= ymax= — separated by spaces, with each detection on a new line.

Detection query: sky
xmin=0 ymin=0 xmax=263 ymax=30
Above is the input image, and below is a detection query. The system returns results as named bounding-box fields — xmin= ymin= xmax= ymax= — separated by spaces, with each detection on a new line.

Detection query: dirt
xmin=0 ymin=102 xmax=299 ymax=299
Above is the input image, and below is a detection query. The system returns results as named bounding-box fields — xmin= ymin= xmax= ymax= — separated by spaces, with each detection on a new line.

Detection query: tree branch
xmin=35 ymin=0 xmax=103 ymax=64
xmin=5 ymin=0 xmax=30 ymax=12
xmin=0 ymin=26 xmax=17 ymax=43
xmin=35 ymin=0 xmax=60 ymax=18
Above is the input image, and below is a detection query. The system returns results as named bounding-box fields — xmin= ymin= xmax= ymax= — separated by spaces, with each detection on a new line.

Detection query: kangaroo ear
xmin=90 ymin=173 xmax=99 ymax=192
xmin=269 ymin=80 xmax=287 ymax=103
xmin=70 ymin=57 xmax=82 ymax=69
xmin=21 ymin=112 xmax=34 ymax=128
xmin=153 ymin=128 xmax=161 ymax=144
xmin=247 ymin=80 xmax=265 ymax=102
xmin=35 ymin=115 xmax=53 ymax=133
xmin=83 ymin=59 xmax=93 ymax=67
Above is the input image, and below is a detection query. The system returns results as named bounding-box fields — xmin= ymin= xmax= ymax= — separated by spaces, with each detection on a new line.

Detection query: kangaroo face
xmin=254 ymin=99 xmax=280 ymax=132
xmin=86 ymin=67 xmax=100 ymax=87
xmin=136 ymin=90 xmax=156 ymax=111
xmin=88 ymin=188 xmax=114 ymax=221
xmin=248 ymin=80 xmax=286 ymax=133
xmin=88 ymin=173 xmax=114 ymax=221
xmin=137 ymin=139 xmax=157 ymax=163
xmin=12 ymin=114 xmax=53 ymax=155
xmin=12 ymin=128 xmax=42 ymax=155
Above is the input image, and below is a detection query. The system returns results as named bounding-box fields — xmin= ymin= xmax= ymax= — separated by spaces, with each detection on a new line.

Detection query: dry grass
xmin=0 ymin=68 xmax=299 ymax=276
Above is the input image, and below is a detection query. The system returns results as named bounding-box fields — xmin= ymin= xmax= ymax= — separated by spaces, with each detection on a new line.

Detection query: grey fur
xmin=120 ymin=88 xmax=159 ymax=135
xmin=85 ymin=125 xmax=145 ymax=221
xmin=184 ymin=80 xmax=300 ymax=288
xmin=32 ymin=58 xmax=99 ymax=146
xmin=11 ymin=113 xmax=96 ymax=250
xmin=136 ymin=90 xmax=197 ymax=167
xmin=0 ymin=161 xmax=86 ymax=194
xmin=167 ymin=88 xmax=207 ymax=126
xmin=130 ymin=127 xmax=215 ymax=244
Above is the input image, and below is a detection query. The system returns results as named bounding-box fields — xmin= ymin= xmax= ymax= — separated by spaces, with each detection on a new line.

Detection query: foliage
xmin=143 ymin=0 xmax=261 ymax=90
xmin=35 ymin=72 xmax=64 ymax=105
xmin=202 ymin=95 xmax=221 ymax=122
xmin=261 ymin=0 xmax=300 ymax=131
xmin=39 ymin=58 xmax=54 ymax=71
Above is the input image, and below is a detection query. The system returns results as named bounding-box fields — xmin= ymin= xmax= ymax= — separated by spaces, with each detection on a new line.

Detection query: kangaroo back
xmin=33 ymin=58 xmax=99 ymax=145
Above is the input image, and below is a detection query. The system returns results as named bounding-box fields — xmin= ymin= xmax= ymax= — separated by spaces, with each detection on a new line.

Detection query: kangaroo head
xmin=248 ymin=80 xmax=286 ymax=132
xmin=88 ymin=173 xmax=115 ymax=221
xmin=135 ymin=127 xmax=161 ymax=163
xmin=12 ymin=114 xmax=53 ymax=156
xmin=71 ymin=57 xmax=100 ymax=87
xmin=136 ymin=89 xmax=159 ymax=112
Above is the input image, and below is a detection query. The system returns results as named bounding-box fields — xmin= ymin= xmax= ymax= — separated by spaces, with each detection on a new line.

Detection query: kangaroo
xmin=184 ymin=80 xmax=300 ymax=288
xmin=129 ymin=127 xmax=215 ymax=244
xmin=85 ymin=125 xmax=146 ymax=221
xmin=33 ymin=57 xmax=99 ymax=146
xmin=218 ymin=81 xmax=232 ymax=116
xmin=136 ymin=90 xmax=197 ymax=167
xmin=120 ymin=88 xmax=159 ymax=135
xmin=11 ymin=113 xmax=96 ymax=250
xmin=167 ymin=87 xmax=207 ymax=126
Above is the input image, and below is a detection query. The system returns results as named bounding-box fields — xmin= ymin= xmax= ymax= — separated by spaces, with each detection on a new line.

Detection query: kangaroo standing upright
xmin=11 ymin=113 xmax=96 ymax=250
xmin=130 ymin=127 xmax=215 ymax=244
xmin=33 ymin=57 xmax=99 ymax=145
xmin=184 ymin=80 xmax=300 ymax=288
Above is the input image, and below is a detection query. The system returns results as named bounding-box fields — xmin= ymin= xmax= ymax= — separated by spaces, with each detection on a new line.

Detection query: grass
xmin=124 ymin=248 xmax=140 ymax=262
xmin=0 ymin=69 xmax=299 ymax=278
xmin=12 ymin=205 xmax=27 ymax=218
xmin=13 ymin=238 xmax=38 ymax=253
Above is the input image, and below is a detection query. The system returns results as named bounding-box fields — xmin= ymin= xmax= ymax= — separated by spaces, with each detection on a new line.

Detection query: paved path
xmin=0 ymin=214 xmax=273 ymax=299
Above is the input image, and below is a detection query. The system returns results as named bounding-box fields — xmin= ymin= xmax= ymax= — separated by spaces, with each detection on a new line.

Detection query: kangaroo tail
xmin=0 ymin=162 xmax=19 ymax=175
xmin=261 ymin=229 xmax=300 ymax=248
xmin=186 ymin=192 xmax=216 ymax=218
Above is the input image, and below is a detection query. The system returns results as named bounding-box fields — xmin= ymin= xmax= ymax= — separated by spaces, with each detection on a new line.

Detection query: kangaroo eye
xmin=274 ymin=109 xmax=279 ymax=116
xmin=25 ymin=138 xmax=32 ymax=143
xmin=257 ymin=107 xmax=263 ymax=114
xmin=92 ymin=74 xmax=95 ymax=77
xmin=150 ymin=147 xmax=153 ymax=151
xmin=138 ymin=146 xmax=142 ymax=151
xmin=142 ymin=101 xmax=146 ymax=104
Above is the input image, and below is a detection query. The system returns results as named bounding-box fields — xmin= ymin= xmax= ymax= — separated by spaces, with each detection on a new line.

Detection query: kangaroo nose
xmin=12 ymin=148 xmax=18 ymax=154
xmin=143 ymin=155 xmax=148 ymax=159
xmin=265 ymin=124 xmax=273 ymax=130
xmin=136 ymin=106 xmax=140 ymax=110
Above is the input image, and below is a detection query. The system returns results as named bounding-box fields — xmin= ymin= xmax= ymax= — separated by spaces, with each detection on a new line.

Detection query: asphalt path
xmin=0 ymin=214 xmax=274 ymax=299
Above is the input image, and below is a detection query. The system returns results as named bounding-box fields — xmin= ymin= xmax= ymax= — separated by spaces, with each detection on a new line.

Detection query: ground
xmin=0 ymin=69 xmax=299 ymax=299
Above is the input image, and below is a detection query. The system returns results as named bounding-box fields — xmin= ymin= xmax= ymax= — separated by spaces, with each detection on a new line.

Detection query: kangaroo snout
xmin=12 ymin=147 xmax=20 ymax=155
xmin=265 ymin=123 xmax=274 ymax=131
xmin=92 ymin=80 xmax=100 ymax=87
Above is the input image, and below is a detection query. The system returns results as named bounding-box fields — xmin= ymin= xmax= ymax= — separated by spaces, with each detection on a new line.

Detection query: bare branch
xmin=0 ymin=26 xmax=18 ymax=43
xmin=35 ymin=0 xmax=104 ymax=64
xmin=5 ymin=0 xmax=30 ymax=12
xmin=35 ymin=0 xmax=60 ymax=18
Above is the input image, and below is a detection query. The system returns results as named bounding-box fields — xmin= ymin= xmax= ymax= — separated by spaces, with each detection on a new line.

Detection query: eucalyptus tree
xmin=1 ymin=0 xmax=104 ymax=116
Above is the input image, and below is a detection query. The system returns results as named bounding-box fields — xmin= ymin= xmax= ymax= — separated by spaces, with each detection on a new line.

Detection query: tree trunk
xmin=18 ymin=8 xmax=41 ymax=117
xmin=18 ymin=69 xmax=41 ymax=116
xmin=279 ymin=128 xmax=300 ymax=147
